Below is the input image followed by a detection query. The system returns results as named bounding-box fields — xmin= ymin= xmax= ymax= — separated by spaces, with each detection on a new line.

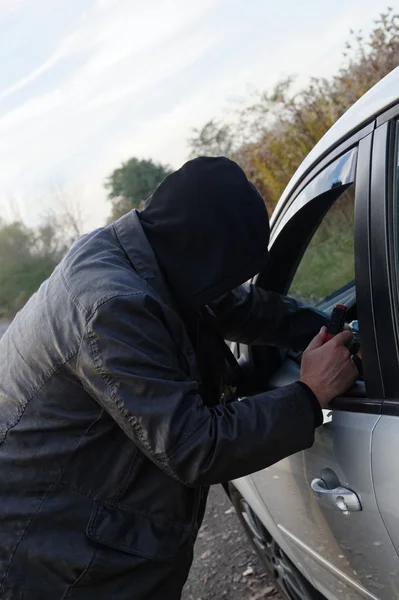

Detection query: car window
xmin=288 ymin=186 xmax=355 ymax=306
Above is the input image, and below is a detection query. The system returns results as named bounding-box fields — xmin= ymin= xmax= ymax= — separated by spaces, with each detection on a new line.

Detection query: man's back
xmin=0 ymin=221 xmax=140 ymax=484
xmin=0 ymin=214 xmax=196 ymax=599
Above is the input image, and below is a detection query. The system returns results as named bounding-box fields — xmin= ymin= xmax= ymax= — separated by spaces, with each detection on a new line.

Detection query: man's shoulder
xmin=60 ymin=224 xmax=150 ymax=322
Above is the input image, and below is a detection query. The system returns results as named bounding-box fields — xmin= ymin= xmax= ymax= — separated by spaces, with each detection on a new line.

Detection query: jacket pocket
xmin=86 ymin=501 xmax=191 ymax=562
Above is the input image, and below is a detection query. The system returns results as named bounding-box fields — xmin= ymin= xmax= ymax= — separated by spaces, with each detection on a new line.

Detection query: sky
xmin=0 ymin=0 xmax=392 ymax=230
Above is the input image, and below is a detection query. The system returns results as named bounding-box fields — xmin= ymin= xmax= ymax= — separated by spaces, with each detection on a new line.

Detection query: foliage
xmin=105 ymin=158 xmax=172 ymax=222
xmin=188 ymin=8 xmax=399 ymax=214
xmin=189 ymin=120 xmax=235 ymax=159
xmin=0 ymin=216 xmax=74 ymax=319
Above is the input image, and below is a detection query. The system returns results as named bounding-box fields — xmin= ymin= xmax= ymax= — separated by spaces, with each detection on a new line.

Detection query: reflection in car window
xmin=289 ymin=187 xmax=355 ymax=306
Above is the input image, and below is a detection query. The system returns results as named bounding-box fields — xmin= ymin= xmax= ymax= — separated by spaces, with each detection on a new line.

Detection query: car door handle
xmin=311 ymin=478 xmax=362 ymax=513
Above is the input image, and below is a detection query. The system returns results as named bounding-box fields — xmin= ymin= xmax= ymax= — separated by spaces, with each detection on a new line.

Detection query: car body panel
xmin=372 ymin=416 xmax=399 ymax=561
xmin=232 ymin=474 xmax=319 ymax=589
xmin=250 ymin=409 xmax=399 ymax=600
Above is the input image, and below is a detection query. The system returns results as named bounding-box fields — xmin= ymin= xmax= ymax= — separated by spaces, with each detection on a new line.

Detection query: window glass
xmin=288 ymin=186 xmax=355 ymax=306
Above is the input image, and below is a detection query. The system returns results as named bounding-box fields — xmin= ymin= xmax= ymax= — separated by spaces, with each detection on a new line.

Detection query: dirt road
xmin=182 ymin=485 xmax=281 ymax=600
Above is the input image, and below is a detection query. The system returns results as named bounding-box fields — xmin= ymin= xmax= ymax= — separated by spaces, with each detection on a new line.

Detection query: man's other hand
xmin=300 ymin=326 xmax=358 ymax=408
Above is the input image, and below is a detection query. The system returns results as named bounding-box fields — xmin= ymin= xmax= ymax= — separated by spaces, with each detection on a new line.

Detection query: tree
xmin=188 ymin=119 xmax=235 ymax=158
xmin=188 ymin=8 xmax=399 ymax=214
xmin=0 ymin=186 xmax=88 ymax=319
xmin=46 ymin=183 xmax=86 ymax=240
xmin=0 ymin=188 xmax=85 ymax=319
xmin=0 ymin=219 xmax=62 ymax=318
xmin=105 ymin=158 xmax=173 ymax=222
xmin=38 ymin=182 xmax=87 ymax=249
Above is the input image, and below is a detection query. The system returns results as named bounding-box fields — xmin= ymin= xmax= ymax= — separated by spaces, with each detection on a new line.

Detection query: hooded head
xmin=139 ymin=156 xmax=270 ymax=311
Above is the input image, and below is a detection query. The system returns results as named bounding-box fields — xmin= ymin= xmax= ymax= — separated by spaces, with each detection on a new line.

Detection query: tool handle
xmin=326 ymin=304 xmax=347 ymax=340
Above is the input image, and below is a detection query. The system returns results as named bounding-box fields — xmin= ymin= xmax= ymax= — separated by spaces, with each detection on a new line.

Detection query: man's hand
xmin=300 ymin=326 xmax=358 ymax=408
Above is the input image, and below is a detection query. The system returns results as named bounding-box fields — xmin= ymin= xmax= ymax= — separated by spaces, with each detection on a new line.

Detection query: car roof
xmin=271 ymin=66 xmax=399 ymax=224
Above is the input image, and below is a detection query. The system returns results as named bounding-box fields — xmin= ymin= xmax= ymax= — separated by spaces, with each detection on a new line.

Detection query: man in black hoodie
xmin=0 ymin=157 xmax=357 ymax=600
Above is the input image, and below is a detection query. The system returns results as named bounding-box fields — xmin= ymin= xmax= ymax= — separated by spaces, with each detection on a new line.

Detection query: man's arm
xmin=77 ymin=292 xmax=320 ymax=487
xmin=210 ymin=283 xmax=329 ymax=351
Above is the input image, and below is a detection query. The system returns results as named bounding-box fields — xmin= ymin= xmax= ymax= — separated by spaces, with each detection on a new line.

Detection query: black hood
xmin=139 ymin=156 xmax=270 ymax=310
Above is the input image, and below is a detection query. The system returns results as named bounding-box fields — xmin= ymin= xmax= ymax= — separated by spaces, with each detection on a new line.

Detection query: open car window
xmin=288 ymin=186 xmax=355 ymax=308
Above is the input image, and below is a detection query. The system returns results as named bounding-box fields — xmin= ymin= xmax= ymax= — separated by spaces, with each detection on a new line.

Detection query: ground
xmin=182 ymin=485 xmax=282 ymax=600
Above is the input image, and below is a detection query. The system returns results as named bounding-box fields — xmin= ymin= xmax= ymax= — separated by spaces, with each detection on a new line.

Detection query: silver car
xmin=227 ymin=66 xmax=399 ymax=600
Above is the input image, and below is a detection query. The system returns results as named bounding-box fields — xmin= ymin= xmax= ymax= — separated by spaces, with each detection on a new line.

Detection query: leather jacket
xmin=0 ymin=210 xmax=326 ymax=599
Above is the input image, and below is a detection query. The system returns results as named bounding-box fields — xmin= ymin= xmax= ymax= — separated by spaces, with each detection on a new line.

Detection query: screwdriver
xmin=325 ymin=304 xmax=347 ymax=342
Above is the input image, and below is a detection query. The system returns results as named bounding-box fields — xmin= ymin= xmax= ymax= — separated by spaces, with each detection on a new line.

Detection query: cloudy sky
xmin=0 ymin=0 xmax=391 ymax=229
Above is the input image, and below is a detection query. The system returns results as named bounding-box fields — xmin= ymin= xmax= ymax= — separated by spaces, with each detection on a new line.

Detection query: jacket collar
xmin=113 ymin=210 xmax=176 ymax=310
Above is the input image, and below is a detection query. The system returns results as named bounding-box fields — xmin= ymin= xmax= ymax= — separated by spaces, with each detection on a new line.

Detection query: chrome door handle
xmin=311 ymin=478 xmax=362 ymax=513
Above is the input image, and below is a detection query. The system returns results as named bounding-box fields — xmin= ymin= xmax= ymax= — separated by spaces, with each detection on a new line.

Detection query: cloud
xmin=0 ymin=0 xmax=28 ymax=17
xmin=0 ymin=0 xmax=393 ymax=231
xmin=0 ymin=0 xmax=225 ymax=226
xmin=0 ymin=33 xmax=78 ymax=104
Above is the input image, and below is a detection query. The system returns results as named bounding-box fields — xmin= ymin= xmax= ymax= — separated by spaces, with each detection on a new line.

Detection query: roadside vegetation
xmin=189 ymin=8 xmax=399 ymax=214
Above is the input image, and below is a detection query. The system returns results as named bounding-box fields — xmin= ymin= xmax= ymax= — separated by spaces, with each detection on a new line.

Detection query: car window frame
xmin=259 ymin=148 xmax=357 ymax=297
xmin=253 ymin=130 xmax=384 ymax=410
xmin=270 ymin=121 xmax=375 ymax=235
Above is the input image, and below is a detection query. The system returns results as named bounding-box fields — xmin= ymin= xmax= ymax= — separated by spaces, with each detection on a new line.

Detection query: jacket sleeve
xmin=77 ymin=291 xmax=320 ymax=488
xmin=210 ymin=283 xmax=329 ymax=351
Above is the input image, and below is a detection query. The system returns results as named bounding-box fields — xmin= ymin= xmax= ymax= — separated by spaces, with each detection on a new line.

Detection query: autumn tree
xmin=189 ymin=8 xmax=399 ymax=214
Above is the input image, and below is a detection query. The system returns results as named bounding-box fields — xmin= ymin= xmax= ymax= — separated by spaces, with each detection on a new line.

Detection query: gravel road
xmin=182 ymin=485 xmax=281 ymax=600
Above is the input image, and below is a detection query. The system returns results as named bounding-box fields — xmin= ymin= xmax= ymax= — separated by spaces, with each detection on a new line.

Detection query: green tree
xmin=0 ymin=209 xmax=78 ymax=319
xmin=0 ymin=188 xmax=88 ymax=319
xmin=105 ymin=158 xmax=173 ymax=222
xmin=0 ymin=220 xmax=62 ymax=318
xmin=188 ymin=8 xmax=399 ymax=214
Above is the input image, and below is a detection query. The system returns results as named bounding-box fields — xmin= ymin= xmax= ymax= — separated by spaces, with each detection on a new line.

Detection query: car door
xmin=370 ymin=116 xmax=399 ymax=575
xmin=238 ymin=132 xmax=399 ymax=600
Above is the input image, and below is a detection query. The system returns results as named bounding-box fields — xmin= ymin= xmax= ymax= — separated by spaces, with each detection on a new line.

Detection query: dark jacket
xmin=0 ymin=159 xmax=326 ymax=600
